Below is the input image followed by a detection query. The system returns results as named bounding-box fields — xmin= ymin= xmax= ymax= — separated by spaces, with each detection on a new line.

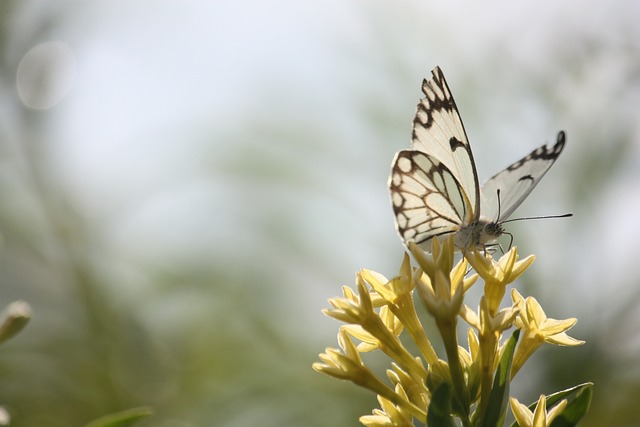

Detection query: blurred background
xmin=0 ymin=1 xmax=638 ymax=426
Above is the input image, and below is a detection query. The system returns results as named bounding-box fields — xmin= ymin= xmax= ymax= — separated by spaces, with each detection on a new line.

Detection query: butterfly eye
xmin=483 ymin=222 xmax=503 ymax=238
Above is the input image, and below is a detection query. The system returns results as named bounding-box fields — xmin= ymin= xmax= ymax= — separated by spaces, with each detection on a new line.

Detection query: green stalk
xmin=437 ymin=316 xmax=472 ymax=427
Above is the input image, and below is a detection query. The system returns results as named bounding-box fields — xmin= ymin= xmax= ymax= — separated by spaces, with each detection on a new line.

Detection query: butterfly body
xmin=389 ymin=67 xmax=566 ymax=251
xmin=455 ymin=219 xmax=504 ymax=250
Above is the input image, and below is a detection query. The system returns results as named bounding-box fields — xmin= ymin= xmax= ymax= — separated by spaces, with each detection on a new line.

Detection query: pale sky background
xmin=10 ymin=0 xmax=640 ymax=344
xmin=37 ymin=2 xmax=637 ymax=304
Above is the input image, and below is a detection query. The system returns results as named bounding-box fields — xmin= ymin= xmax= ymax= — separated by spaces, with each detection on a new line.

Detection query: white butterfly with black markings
xmin=389 ymin=66 xmax=567 ymax=251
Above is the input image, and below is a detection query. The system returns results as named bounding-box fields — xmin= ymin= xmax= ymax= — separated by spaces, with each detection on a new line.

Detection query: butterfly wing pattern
xmin=390 ymin=149 xmax=473 ymax=246
xmin=389 ymin=66 xmax=566 ymax=251
xmin=479 ymin=131 xmax=566 ymax=222
xmin=389 ymin=67 xmax=480 ymax=248
xmin=410 ymin=67 xmax=480 ymax=214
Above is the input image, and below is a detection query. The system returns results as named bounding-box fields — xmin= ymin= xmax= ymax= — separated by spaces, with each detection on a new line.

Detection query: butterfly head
xmin=482 ymin=221 xmax=504 ymax=241
xmin=454 ymin=219 xmax=505 ymax=251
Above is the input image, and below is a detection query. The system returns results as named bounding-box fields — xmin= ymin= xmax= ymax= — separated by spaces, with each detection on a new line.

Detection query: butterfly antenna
xmin=495 ymin=188 xmax=572 ymax=224
xmin=501 ymin=213 xmax=573 ymax=224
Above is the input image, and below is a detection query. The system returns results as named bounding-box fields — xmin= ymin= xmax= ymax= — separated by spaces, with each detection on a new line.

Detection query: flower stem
xmin=393 ymin=293 xmax=440 ymax=366
xmin=477 ymin=328 xmax=498 ymax=420
xmin=437 ymin=316 xmax=470 ymax=423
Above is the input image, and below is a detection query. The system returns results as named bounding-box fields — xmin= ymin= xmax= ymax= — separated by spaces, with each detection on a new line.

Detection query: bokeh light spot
xmin=16 ymin=41 xmax=75 ymax=110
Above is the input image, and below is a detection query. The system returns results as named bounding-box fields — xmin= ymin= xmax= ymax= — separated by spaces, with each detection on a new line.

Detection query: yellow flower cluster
xmin=313 ymin=237 xmax=584 ymax=426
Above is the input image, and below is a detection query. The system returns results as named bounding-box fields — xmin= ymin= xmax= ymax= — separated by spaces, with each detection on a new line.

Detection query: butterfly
xmin=388 ymin=66 xmax=566 ymax=251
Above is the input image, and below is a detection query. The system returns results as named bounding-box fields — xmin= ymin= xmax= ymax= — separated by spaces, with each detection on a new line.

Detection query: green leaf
xmin=545 ymin=383 xmax=593 ymax=408
xmin=483 ymin=329 xmax=520 ymax=427
xmin=83 ymin=406 xmax=154 ymax=427
xmin=427 ymin=383 xmax=456 ymax=427
xmin=508 ymin=383 xmax=593 ymax=427
xmin=549 ymin=383 xmax=593 ymax=427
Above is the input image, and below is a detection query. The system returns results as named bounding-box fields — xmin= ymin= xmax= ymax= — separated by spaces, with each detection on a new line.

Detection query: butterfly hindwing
xmin=480 ymin=131 xmax=566 ymax=221
xmin=389 ymin=66 xmax=566 ymax=251
xmin=389 ymin=149 xmax=473 ymax=247
xmin=411 ymin=66 xmax=480 ymax=219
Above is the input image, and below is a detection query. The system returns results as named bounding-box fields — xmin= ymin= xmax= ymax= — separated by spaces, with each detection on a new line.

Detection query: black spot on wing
xmin=411 ymin=68 xmax=457 ymax=132
xmin=506 ymin=131 xmax=567 ymax=172
xmin=518 ymin=174 xmax=534 ymax=183
xmin=449 ymin=136 xmax=465 ymax=151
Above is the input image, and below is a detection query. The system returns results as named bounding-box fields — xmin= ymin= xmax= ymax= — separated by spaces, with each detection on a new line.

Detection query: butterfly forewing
xmin=389 ymin=66 xmax=566 ymax=251
xmin=390 ymin=150 xmax=473 ymax=247
xmin=480 ymin=131 xmax=566 ymax=221
xmin=411 ymin=66 xmax=480 ymax=219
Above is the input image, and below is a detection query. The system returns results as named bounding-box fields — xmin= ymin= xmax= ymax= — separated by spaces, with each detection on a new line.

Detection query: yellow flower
xmin=411 ymin=240 xmax=477 ymax=323
xmin=333 ymin=270 xmax=403 ymax=354
xmin=314 ymin=232 xmax=590 ymax=425
xmin=387 ymin=364 xmax=430 ymax=412
xmin=510 ymin=395 xmax=567 ymax=427
xmin=322 ymin=275 xmax=375 ymax=325
xmin=342 ymin=305 xmax=403 ymax=353
xmin=460 ymin=328 xmax=483 ymax=401
xmin=459 ymin=247 xmax=528 ymax=418
xmin=313 ymin=329 xmax=426 ymax=421
xmin=321 ymin=270 xmax=427 ymax=384
xmin=459 ymin=297 xmax=519 ymax=336
xmin=410 ymin=237 xmax=476 ymax=416
xmin=360 ymin=388 xmax=416 ymax=427
xmin=361 ymin=254 xmax=414 ymax=305
xmin=511 ymin=289 xmax=585 ymax=377
xmin=356 ymin=254 xmax=442 ymax=368
xmin=313 ymin=328 xmax=376 ymax=383
xmin=465 ymin=247 xmax=534 ymax=315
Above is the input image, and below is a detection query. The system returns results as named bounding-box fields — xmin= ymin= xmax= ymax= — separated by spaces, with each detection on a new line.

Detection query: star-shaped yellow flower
xmin=510 ymin=395 xmax=567 ymax=427
xmin=359 ymin=387 xmax=416 ymax=427
xmin=465 ymin=247 xmax=535 ymax=315
xmin=511 ymin=289 xmax=585 ymax=377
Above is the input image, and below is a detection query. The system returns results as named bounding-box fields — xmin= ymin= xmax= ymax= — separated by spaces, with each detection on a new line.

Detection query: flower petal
xmin=510 ymin=397 xmax=534 ymax=427
xmin=545 ymin=332 xmax=585 ymax=346
xmin=540 ymin=317 xmax=577 ymax=335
